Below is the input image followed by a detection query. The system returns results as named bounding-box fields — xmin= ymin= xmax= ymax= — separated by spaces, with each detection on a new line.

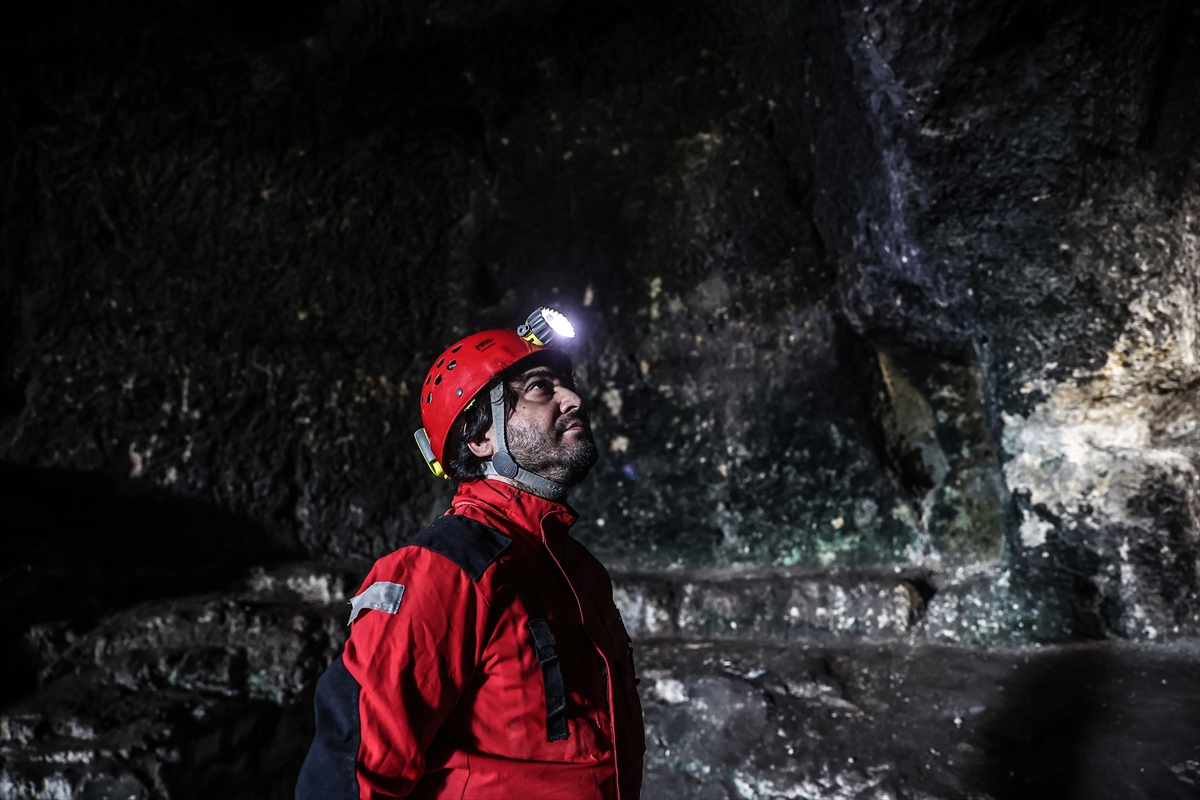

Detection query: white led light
xmin=542 ymin=308 xmax=575 ymax=339
xmin=518 ymin=306 xmax=577 ymax=346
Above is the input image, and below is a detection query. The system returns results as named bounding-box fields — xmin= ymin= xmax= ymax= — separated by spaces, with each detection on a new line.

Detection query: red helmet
xmin=414 ymin=308 xmax=577 ymax=479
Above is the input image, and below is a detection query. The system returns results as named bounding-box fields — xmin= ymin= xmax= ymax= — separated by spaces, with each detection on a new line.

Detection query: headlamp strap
xmin=484 ymin=382 xmax=570 ymax=500
xmin=490 ymin=383 xmax=509 ymax=465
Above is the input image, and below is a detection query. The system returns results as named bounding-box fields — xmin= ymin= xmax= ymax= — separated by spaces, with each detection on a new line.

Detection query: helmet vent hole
xmin=446 ymin=360 xmax=457 ymax=370
xmin=451 ymin=344 xmax=463 ymax=353
xmin=426 ymin=392 xmax=433 ymax=404
xmin=425 ymin=376 xmax=431 ymax=385
xmin=434 ymin=374 xmax=442 ymax=385
xmin=436 ymin=358 xmax=445 ymax=367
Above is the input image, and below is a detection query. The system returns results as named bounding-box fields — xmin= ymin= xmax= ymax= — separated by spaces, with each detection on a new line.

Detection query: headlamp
xmin=517 ymin=306 xmax=576 ymax=347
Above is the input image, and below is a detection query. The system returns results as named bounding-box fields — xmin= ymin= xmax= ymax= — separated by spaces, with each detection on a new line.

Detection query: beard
xmin=505 ymin=411 xmax=599 ymax=487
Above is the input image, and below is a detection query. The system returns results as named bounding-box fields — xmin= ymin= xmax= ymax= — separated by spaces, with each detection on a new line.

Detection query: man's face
xmin=503 ymin=364 xmax=598 ymax=486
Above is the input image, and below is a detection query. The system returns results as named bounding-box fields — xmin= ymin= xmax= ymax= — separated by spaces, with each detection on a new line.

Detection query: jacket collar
xmin=448 ymin=478 xmax=578 ymax=542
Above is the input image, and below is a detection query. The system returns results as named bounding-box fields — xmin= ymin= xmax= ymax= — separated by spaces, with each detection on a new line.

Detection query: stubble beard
xmin=505 ymin=413 xmax=599 ymax=486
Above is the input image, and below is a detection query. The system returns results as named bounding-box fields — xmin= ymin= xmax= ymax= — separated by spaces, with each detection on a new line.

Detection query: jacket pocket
xmin=526 ymin=618 xmax=570 ymax=742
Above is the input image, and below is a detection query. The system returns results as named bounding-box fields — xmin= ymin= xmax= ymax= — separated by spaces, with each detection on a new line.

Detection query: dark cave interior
xmin=1 ymin=0 xmax=1198 ymax=797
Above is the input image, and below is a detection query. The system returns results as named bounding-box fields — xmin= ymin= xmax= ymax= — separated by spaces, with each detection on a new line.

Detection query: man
xmin=296 ymin=309 xmax=645 ymax=800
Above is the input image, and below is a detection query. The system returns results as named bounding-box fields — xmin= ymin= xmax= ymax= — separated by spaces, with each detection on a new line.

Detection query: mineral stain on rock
xmin=1 ymin=0 xmax=1198 ymax=796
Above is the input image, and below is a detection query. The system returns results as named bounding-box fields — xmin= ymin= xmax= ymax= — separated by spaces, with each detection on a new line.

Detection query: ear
xmin=467 ymin=425 xmax=496 ymax=459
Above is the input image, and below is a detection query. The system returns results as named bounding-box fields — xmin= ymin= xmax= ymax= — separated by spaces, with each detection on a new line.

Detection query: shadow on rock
xmin=0 ymin=562 xmax=358 ymax=800
xmin=0 ymin=461 xmax=296 ymax=707
xmin=165 ymin=697 xmax=316 ymax=800
xmin=968 ymin=643 xmax=1199 ymax=800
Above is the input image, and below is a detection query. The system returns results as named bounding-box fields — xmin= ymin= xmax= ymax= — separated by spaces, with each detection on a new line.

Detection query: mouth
xmin=559 ymin=417 xmax=587 ymax=434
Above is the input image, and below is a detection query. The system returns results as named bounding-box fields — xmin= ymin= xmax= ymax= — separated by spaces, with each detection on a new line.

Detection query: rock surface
xmin=2 ymin=562 xmax=1197 ymax=799
xmin=637 ymin=638 xmax=1200 ymax=800
xmin=2 ymin=0 xmax=1197 ymax=636
xmin=1 ymin=0 xmax=1198 ymax=796
xmin=1 ymin=564 xmax=356 ymax=800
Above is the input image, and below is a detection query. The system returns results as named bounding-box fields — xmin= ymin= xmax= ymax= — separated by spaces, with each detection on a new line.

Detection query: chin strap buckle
xmin=491 ymin=451 xmax=520 ymax=479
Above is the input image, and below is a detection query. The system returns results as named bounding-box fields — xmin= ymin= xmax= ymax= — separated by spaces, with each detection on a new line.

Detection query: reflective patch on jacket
xmin=347 ymin=581 xmax=405 ymax=625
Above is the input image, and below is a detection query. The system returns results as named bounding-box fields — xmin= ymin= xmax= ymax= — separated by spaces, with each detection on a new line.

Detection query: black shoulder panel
xmin=404 ymin=515 xmax=511 ymax=581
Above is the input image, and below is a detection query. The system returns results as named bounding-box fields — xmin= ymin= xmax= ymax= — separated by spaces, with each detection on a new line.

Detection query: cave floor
xmin=2 ymin=595 xmax=1198 ymax=800
xmin=636 ymin=638 xmax=1200 ymax=800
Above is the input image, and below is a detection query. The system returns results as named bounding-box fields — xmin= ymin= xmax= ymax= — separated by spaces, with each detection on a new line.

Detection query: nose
xmin=557 ymin=385 xmax=582 ymax=415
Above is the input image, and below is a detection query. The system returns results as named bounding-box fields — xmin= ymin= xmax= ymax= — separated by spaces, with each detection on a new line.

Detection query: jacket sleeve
xmin=296 ymin=547 xmax=489 ymax=800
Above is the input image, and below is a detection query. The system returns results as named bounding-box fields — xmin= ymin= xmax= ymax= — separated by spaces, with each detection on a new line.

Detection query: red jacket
xmin=297 ymin=479 xmax=645 ymax=799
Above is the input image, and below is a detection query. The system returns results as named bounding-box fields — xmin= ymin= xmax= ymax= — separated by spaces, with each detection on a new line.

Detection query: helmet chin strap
xmin=481 ymin=383 xmax=572 ymax=501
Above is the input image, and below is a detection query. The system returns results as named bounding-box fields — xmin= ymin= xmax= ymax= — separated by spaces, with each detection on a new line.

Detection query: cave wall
xmin=2 ymin=0 xmax=1198 ymax=796
xmin=3 ymin=0 xmax=1195 ymax=643
xmin=809 ymin=0 xmax=1200 ymax=642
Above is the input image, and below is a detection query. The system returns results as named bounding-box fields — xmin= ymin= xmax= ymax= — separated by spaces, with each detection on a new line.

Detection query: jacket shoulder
xmin=403 ymin=514 xmax=511 ymax=582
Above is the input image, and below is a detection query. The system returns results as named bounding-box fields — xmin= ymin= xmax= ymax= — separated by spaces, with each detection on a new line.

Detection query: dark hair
xmin=443 ymin=381 xmax=516 ymax=483
xmin=442 ymin=352 xmax=577 ymax=484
